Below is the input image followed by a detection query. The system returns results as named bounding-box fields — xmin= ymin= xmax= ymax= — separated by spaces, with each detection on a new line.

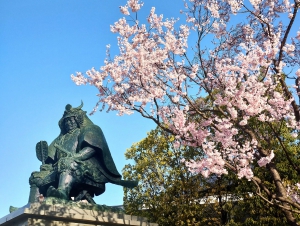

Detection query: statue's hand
xmin=40 ymin=164 xmax=53 ymax=171
xmin=57 ymin=156 xmax=79 ymax=173
xmin=66 ymin=152 xmax=74 ymax=158
xmin=73 ymin=147 xmax=96 ymax=161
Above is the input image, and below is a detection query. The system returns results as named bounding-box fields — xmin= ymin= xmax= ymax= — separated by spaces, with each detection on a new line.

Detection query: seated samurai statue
xmin=28 ymin=102 xmax=137 ymax=203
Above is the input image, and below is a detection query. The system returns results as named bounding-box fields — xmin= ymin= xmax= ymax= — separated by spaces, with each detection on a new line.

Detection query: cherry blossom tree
xmin=72 ymin=0 xmax=300 ymax=224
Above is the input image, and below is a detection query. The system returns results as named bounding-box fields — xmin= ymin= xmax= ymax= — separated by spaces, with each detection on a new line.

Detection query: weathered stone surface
xmin=0 ymin=203 xmax=158 ymax=226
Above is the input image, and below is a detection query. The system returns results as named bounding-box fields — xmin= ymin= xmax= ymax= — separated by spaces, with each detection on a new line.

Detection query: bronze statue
xmin=28 ymin=102 xmax=137 ymax=203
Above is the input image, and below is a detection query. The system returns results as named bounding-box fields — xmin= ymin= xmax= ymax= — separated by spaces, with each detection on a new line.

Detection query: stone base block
xmin=0 ymin=203 xmax=158 ymax=226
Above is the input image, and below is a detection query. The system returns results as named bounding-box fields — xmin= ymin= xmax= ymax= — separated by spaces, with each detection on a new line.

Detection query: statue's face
xmin=64 ymin=117 xmax=77 ymax=132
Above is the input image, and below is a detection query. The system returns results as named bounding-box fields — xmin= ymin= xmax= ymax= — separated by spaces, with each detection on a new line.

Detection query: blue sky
xmin=1 ymin=0 xmax=299 ymax=219
xmin=0 ymin=0 xmax=184 ymax=217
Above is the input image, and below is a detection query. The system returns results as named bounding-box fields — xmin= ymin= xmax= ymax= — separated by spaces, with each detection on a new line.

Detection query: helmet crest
xmin=62 ymin=101 xmax=84 ymax=119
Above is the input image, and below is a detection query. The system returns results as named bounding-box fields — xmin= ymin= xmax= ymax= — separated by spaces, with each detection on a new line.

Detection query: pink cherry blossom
xmin=282 ymin=43 xmax=295 ymax=56
xmin=120 ymin=6 xmax=130 ymax=15
xmin=127 ymin=0 xmax=143 ymax=13
xmin=72 ymin=0 xmax=300 ymax=221
xmin=296 ymin=69 xmax=300 ymax=78
xmin=296 ymin=31 xmax=300 ymax=40
xmin=257 ymin=150 xmax=275 ymax=167
xmin=237 ymin=167 xmax=254 ymax=180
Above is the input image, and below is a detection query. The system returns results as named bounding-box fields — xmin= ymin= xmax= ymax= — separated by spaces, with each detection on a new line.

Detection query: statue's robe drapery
xmin=45 ymin=122 xmax=122 ymax=197
xmin=29 ymin=104 xmax=137 ymax=203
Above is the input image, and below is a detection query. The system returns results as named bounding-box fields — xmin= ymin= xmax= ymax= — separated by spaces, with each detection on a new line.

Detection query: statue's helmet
xmin=58 ymin=101 xmax=87 ymax=133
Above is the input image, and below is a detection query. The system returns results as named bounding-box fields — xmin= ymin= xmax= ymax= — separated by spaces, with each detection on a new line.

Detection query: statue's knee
xmin=29 ymin=175 xmax=42 ymax=187
xmin=57 ymin=157 xmax=80 ymax=173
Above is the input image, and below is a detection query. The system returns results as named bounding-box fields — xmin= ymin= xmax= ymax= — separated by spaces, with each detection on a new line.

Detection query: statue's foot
xmin=46 ymin=186 xmax=68 ymax=200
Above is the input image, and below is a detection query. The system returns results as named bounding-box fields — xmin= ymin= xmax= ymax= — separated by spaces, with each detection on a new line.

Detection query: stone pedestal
xmin=0 ymin=203 xmax=158 ymax=226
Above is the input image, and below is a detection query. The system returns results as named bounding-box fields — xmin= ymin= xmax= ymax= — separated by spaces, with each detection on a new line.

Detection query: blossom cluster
xmin=72 ymin=0 xmax=300 ymax=183
xmin=287 ymin=183 xmax=300 ymax=204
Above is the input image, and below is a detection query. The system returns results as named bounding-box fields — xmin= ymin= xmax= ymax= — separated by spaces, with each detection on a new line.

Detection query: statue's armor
xmin=28 ymin=102 xmax=137 ymax=203
xmin=37 ymin=125 xmax=120 ymax=198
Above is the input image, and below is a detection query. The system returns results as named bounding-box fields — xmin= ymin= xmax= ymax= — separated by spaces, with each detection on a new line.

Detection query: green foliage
xmin=123 ymin=127 xmax=210 ymax=225
xmin=123 ymin=90 xmax=300 ymax=224
xmin=123 ymin=126 xmax=299 ymax=225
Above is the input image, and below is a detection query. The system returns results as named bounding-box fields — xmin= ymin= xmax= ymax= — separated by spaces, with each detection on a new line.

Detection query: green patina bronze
xmin=28 ymin=101 xmax=137 ymax=204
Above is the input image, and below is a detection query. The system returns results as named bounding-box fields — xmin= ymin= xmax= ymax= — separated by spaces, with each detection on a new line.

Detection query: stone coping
xmin=0 ymin=203 xmax=158 ymax=226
